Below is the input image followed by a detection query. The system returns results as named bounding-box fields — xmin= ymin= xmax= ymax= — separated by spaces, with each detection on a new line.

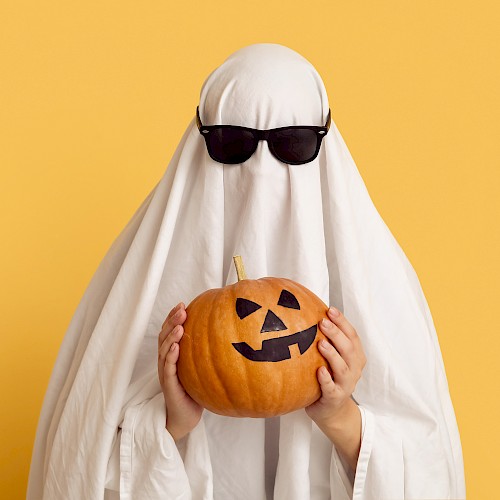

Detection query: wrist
xmin=315 ymin=398 xmax=361 ymax=451
xmin=315 ymin=398 xmax=356 ymax=435
xmin=316 ymin=398 xmax=362 ymax=472
xmin=166 ymin=421 xmax=189 ymax=442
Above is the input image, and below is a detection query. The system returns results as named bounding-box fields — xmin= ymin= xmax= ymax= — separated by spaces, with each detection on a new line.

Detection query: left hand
xmin=305 ymin=306 xmax=366 ymax=428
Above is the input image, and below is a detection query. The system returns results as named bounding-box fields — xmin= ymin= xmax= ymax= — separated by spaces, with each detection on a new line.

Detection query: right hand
xmin=158 ymin=302 xmax=203 ymax=441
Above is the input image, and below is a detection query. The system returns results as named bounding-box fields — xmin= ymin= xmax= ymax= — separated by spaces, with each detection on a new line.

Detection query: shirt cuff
xmin=329 ymin=403 xmax=367 ymax=500
xmin=119 ymin=393 xmax=191 ymax=500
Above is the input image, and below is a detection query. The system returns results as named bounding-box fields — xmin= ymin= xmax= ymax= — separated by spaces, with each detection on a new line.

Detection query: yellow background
xmin=1 ymin=1 xmax=499 ymax=498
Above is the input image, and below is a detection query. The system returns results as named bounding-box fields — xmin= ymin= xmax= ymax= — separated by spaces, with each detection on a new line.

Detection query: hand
xmin=305 ymin=306 xmax=366 ymax=429
xmin=158 ymin=302 xmax=203 ymax=441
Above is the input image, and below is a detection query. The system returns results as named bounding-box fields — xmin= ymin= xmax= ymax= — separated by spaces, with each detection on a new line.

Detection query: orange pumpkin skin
xmin=177 ymin=277 xmax=330 ymax=418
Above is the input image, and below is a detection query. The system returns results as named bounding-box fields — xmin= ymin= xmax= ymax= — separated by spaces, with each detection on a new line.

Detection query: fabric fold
xmin=119 ymin=393 xmax=192 ymax=499
xmin=274 ymin=410 xmax=312 ymax=500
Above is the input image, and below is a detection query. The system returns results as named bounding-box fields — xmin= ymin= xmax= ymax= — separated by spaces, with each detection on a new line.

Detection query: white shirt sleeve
xmin=330 ymin=404 xmax=464 ymax=500
xmin=118 ymin=393 xmax=192 ymax=500
xmin=329 ymin=404 xmax=366 ymax=500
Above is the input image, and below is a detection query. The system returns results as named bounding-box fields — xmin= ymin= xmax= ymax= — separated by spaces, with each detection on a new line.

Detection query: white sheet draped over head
xmin=28 ymin=43 xmax=466 ymax=500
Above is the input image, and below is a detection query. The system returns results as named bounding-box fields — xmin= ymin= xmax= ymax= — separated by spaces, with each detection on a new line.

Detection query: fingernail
xmin=320 ymin=366 xmax=328 ymax=376
xmin=321 ymin=318 xmax=333 ymax=329
xmin=329 ymin=306 xmax=340 ymax=317
xmin=320 ymin=339 xmax=331 ymax=349
xmin=170 ymin=343 xmax=177 ymax=351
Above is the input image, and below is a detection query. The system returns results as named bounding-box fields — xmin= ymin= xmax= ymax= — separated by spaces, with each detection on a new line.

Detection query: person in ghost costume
xmin=27 ymin=43 xmax=466 ymax=499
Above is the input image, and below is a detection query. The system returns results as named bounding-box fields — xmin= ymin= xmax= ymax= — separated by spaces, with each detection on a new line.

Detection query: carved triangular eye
xmin=277 ymin=290 xmax=300 ymax=310
xmin=236 ymin=298 xmax=262 ymax=319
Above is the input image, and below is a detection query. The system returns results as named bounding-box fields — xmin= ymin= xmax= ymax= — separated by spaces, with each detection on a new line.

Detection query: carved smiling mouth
xmin=232 ymin=325 xmax=317 ymax=362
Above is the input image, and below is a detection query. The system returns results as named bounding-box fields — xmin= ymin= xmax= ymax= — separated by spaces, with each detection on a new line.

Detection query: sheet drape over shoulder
xmin=28 ymin=43 xmax=466 ymax=500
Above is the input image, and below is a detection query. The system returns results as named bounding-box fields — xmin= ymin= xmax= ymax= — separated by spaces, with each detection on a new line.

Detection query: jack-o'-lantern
xmin=177 ymin=256 xmax=330 ymax=417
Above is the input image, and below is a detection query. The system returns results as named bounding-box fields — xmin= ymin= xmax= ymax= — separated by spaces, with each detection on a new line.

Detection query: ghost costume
xmin=28 ymin=43 xmax=466 ymax=499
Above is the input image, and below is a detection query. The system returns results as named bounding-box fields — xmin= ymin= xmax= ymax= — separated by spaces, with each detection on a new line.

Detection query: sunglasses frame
xmin=196 ymin=106 xmax=331 ymax=165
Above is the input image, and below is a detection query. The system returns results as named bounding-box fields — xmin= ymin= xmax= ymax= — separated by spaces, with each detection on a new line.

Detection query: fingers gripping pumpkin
xmin=177 ymin=256 xmax=330 ymax=417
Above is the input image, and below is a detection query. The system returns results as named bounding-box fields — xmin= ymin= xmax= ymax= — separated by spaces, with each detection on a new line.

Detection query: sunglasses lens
xmin=270 ymin=129 xmax=320 ymax=164
xmin=208 ymin=128 xmax=257 ymax=164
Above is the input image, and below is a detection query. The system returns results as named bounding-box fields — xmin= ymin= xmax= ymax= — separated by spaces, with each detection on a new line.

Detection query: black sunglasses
xmin=196 ymin=106 xmax=331 ymax=165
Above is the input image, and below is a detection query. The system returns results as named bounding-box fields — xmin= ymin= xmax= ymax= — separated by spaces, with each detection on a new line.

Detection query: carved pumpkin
xmin=177 ymin=256 xmax=330 ymax=417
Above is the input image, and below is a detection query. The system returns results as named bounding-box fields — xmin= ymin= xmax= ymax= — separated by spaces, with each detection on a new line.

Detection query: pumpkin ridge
xmin=206 ymin=290 xmax=234 ymax=411
xmin=179 ymin=294 xmax=202 ymax=403
xmin=184 ymin=288 xmax=226 ymax=411
xmin=189 ymin=297 xmax=208 ymax=409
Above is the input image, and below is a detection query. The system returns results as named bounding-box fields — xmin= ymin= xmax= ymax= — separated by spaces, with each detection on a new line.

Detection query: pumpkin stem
xmin=233 ymin=255 xmax=247 ymax=281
